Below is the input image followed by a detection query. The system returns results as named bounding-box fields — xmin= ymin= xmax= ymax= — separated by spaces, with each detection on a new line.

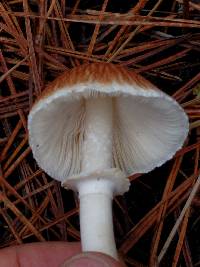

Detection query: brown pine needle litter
xmin=0 ymin=1 xmax=200 ymax=266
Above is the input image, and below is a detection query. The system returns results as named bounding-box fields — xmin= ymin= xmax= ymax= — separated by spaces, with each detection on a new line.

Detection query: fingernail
xmin=61 ymin=253 xmax=110 ymax=267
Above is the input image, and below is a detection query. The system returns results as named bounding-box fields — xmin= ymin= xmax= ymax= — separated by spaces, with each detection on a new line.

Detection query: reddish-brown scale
xmin=32 ymin=63 xmax=157 ymax=107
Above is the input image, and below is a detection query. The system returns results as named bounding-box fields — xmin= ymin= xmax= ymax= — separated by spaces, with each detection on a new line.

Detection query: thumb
xmin=60 ymin=252 xmax=126 ymax=267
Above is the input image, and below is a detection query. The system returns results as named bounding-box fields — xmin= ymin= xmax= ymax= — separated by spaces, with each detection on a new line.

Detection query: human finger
xmin=60 ymin=251 xmax=126 ymax=267
xmin=0 ymin=242 xmax=81 ymax=267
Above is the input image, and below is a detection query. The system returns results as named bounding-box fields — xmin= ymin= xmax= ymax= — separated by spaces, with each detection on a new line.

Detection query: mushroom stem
xmin=82 ymin=97 xmax=113 ymax=172
xmin=78 ymin=178 xmax=118 ymax=259
xmin=78 ymin=97 xmax=118 ymax=258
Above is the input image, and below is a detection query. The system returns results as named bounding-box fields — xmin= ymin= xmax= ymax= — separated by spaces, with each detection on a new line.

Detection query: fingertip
xmin=60 ymin=252 xmax=126 ymax=267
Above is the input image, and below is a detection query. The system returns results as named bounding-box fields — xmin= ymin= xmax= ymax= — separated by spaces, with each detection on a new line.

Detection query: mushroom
xmin=28 ymin=63 xmax=189 ymax=259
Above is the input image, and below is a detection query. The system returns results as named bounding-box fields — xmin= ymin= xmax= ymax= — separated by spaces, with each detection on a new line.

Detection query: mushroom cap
xmin=28 ymin=63 xmax=189 ymax=182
